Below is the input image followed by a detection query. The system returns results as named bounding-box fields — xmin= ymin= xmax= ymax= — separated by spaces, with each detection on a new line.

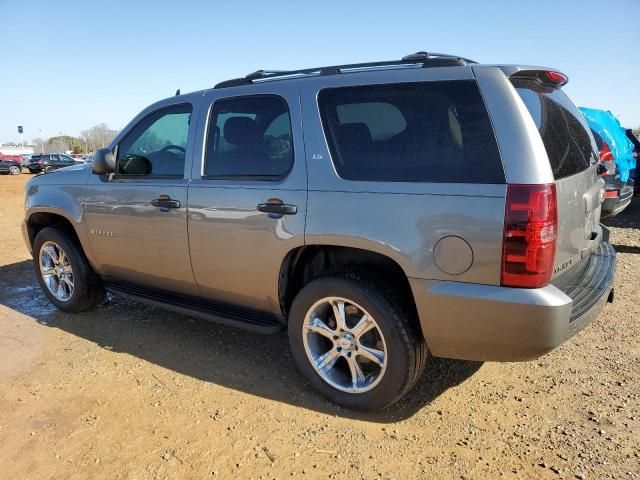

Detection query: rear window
xmin=318 ymin=80 xmax=504 ymax=183
xmin=512 ymin=79 xmax=596 ymax=179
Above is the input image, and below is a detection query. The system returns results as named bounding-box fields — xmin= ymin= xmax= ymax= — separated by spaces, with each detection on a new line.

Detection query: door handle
xmin=257 ymin=200 xmax=297 ymax=217
xmin=151 ymin=195 xmax=181 ymax=211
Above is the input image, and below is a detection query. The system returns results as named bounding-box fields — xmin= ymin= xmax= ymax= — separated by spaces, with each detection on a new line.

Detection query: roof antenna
xmin=175 ymin=88 xmax=180 ymax=96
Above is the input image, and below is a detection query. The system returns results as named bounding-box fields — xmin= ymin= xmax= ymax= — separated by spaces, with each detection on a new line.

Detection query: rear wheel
xmin=9 ymin=165 xmax=20 ymax=175
xmin=288 ymin=273 xmax=427 ymax=411
xmin=44 ymin=166 xmax=54 ymax=173
xmin=33 ymin=227 xmax=105 ymax=312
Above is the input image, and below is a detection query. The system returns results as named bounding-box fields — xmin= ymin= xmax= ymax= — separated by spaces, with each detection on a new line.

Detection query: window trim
xmin=201 ymin=93 xmax=294 ymax=181
xmin=114 ymin=103 xmax=193 ymax=179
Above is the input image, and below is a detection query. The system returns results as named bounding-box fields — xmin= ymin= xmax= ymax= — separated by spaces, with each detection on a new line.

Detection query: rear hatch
xmin=510 ymin=72 xmax=604 ymax=280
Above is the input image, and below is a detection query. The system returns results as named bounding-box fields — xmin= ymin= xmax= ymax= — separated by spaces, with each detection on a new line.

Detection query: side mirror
xmin=92 ymin=148 xmax=116 ymax=175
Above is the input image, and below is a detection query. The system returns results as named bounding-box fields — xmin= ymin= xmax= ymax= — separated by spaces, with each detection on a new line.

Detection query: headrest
xmin=336 ymin=122 xmax=372 ymax=144
xmin=224 ymin=117 xmax=260 ymax=146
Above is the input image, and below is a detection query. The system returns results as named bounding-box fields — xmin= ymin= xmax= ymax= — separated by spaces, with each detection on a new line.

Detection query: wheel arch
xmin=278 ymin=245 xmax=422 ymax=337
xmin=25 ymin=210 xmax=85 ymax=255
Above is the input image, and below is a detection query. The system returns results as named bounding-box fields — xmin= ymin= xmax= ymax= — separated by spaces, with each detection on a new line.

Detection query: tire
xmin=33 ymin=226 xmax=105 ymax=312
xmin=288 ymin=273 xmax=428 ymax=411
xmin=44 ymin=166 xmax=54 ymax=173
xmin=9 ymin=165 xmax=20 ymax=175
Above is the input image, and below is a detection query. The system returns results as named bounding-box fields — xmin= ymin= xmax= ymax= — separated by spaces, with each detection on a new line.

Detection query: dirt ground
xmin=0 ymin=173 xmax=638 ymax=480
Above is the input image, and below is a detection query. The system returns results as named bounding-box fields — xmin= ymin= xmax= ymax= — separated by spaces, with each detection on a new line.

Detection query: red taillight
xmin=605 ymin=190 xmax=619 ymax=199
xmin=501 ymin=184 xmax=558 ymax=288
xmin=546 ymin=71 xmax=568 ymax=86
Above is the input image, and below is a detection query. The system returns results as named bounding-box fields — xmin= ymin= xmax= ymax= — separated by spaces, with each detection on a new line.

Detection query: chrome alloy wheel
xmin=302 ymin=297 xmax=387 ymax=393
xmin=9 ymin=165 xmax=20 ymax=175
xmin=39 ymin=241 xmax=74 ymax=301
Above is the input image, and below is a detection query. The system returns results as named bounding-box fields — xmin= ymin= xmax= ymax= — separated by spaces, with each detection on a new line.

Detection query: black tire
xmin=44 ymin=166 xmax=54 ymax=173
xmin=9 ymin=165 xmax=21 ymax=175
xmin=33 ymin=226 xmax=105 ymax=312
xmin=288 ymin=273 xmax=428 ymax=411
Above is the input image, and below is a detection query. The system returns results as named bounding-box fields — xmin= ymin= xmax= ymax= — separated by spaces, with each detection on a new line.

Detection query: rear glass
xmin=512 ymin=79 xmax=596 ymax=179
xmin=318 ymin=80 xmax=505 ymax=183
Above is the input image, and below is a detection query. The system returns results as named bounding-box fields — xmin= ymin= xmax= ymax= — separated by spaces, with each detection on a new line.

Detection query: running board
xmin=103 ymin=280 xmax=285 ymax=334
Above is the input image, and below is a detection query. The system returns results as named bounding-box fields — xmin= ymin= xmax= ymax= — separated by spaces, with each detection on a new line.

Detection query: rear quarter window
xmin=512 ymin=79 xmax=596 ymax=179
xmin=318 ymin=80 xmax=505 ymax=184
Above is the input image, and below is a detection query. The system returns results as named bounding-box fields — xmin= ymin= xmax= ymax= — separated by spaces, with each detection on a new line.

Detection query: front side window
xmin=318 ymin=80 xmax=504 ymax=183
xmin=204 ymin=95 xmax=293 ymax=178
xmin=117 ymin=104 xmax=192 ymax=177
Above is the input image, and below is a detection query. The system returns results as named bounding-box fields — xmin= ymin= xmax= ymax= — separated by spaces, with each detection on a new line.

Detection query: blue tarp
xmin=579 ymin=107 xmax=636 ymax=182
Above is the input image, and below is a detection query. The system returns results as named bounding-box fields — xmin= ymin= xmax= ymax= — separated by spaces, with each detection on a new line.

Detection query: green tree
xmin=47 ymin=135 xmax=84 ymax=154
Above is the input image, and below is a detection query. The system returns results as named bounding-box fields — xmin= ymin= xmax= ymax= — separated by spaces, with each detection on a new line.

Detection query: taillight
xmin=546 ymin=71 xmax=568 ymax=86
xmin=605 ymin=190 xmax=619 ymax=199
xmin=501 ymin=184 xmax=558 ymax=288
xmin=598 ymin=141 xmax=615 ymax=175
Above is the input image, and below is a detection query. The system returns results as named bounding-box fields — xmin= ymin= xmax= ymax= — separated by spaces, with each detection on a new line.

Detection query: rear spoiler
xmin=497 ymin=66 xmax=569 ymax=87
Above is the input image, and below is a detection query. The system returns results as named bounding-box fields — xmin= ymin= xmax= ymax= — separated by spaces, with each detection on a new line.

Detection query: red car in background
xmin=0 ymin=154 xmax=22 ymax=175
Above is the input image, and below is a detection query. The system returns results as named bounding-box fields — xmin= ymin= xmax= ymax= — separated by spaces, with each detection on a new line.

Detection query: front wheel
xmin=44 ymin=166 xmax=54 ymax=173
xmin=288 ymin=273 xmax=428 ymax=411
xmin=33 ymin=227 xmax=105 ymax=312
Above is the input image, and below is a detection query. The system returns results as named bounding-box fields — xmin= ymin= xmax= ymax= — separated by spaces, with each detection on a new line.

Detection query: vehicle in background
xmin=625 ymin=129 xmax=640 ymax=195
xmin=21 ymin=154 xmax=33 ymax=168
xmin=0 ymin=157 xmax=22 ymax=175
xmin=0 ymin=153 xmax=23 ymax=162
xmin=27 ymin=153 xmax=82 ymax=174
xmin=590 ymin=128 xmax=634 ymax=217
xmin=579 ymin=108 xmax=636 ymax=217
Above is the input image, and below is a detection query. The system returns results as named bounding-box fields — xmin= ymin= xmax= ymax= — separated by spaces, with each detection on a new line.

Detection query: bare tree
xmin=31 ymin=137 xmax=47 ymax=154
xmin=81 ymin=123 xmax=119 ymax=152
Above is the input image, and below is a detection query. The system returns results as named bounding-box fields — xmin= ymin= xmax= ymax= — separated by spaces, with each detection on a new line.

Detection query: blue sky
xmin=1 ymin=0 xmax=639 ymax=144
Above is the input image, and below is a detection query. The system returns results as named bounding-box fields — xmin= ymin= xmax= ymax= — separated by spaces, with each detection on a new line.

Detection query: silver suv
xmin=23 ymin=52 xmax=616 ymax=410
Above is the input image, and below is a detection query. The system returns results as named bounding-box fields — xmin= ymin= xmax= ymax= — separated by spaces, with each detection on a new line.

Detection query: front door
xmin=187 ymin=85 xmax=307 ymax=314
xmin=83 ymin=102 xmax=200 ymax=295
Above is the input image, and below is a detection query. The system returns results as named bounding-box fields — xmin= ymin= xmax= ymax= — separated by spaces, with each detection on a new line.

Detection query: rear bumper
xmin=410 ymin=241 xmax=615 ymax=362
xmin=602 ymin=184 xmax=633 ymax=217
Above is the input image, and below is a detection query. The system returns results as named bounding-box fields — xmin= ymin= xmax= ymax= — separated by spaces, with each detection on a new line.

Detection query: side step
xmin=103 ymin=280 xmax=285 ymax=334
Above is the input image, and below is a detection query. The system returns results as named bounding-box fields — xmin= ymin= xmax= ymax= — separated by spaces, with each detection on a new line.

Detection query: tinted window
xmin=590 ymin=128 xmax=604 ymax=151
xmin=117 ymin=104 xmax=192 ymax=177
xmin=205 ymin=95 xmax=293 ymax=178
xmin=512 ymin=80 xmax=595 ymax=179
xmin=318 ymin=80 xmax=504 ymax=183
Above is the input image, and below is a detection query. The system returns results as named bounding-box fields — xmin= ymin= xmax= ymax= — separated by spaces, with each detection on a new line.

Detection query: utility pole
xmin=18 ymin=126 xmax=24 ymax=151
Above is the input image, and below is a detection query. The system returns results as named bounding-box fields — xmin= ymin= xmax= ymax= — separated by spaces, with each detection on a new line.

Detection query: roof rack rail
xmin=214 ymin=51 xmax=476 ymax=89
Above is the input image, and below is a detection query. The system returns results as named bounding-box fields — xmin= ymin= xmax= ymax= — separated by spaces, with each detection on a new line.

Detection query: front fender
xmin=23 ymin=182 xmax=90 ymax=262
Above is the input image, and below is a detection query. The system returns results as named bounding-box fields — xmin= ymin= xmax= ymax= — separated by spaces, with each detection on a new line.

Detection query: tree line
xmin=31 ymin=123 xmax=119 ymax=155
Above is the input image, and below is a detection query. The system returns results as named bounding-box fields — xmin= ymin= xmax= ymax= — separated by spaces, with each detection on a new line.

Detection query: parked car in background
xmin=21 ymin=154 xmax=33 ymax=168
xmin=625 ymin=129 xmax=640 ymax=195
xmin=580 ymin=108 xmax=636 ymax=217
xmin=590 ymin=128 xmax=634 ymax=217
xmin=0 ymin=157 xmax=22 ymax=175
xmin=28 ymin=153 xmax=81 ymax=174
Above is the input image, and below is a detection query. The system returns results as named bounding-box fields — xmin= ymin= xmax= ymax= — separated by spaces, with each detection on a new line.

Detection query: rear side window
xmin=204 ymin=95 xmax=293 ymax=178
xmin=512 ymin=79 xmax=595 ymax=179
xmin=317 ymin=80 xmax=504 ymax=183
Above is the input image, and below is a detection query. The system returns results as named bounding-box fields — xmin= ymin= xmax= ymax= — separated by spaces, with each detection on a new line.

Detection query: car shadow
xmin=0 ymin=260 xmax=482 ymax=422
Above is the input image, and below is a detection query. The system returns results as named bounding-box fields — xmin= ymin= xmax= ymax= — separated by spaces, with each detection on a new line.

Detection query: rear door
xmin=510 ymin=75 xmax=603 ymax=277
xmin=187 ymin=83 xmax=307 ymax=314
